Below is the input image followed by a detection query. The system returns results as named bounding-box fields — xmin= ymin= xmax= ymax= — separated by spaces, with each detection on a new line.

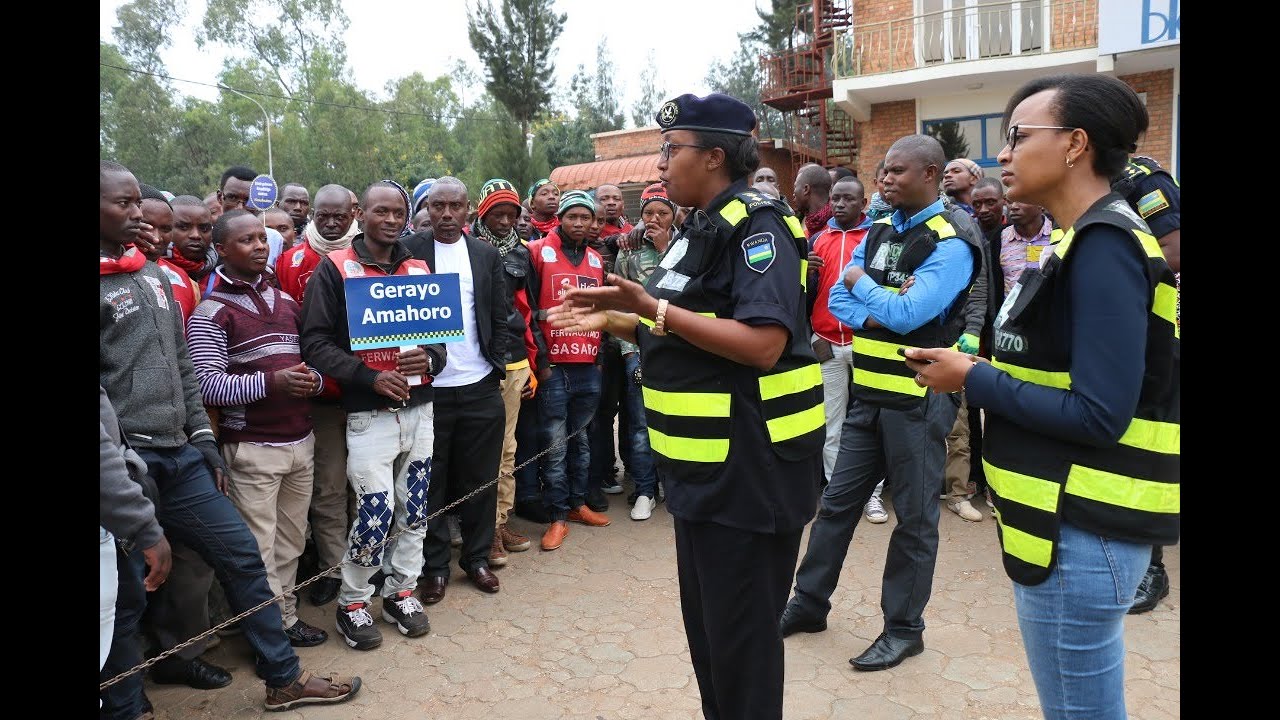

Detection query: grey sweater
xmin=100 ymin=260 xmax=213 ymax=449
xmin=943 ymin=206 xmax=990 ymax=339
xmin=100 ymin=386 xmax=164 ymax=550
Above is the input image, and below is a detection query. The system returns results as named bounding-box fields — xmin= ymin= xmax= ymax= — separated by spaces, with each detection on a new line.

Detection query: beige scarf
xmin=304 ymin=217 xmax=360 ymax=255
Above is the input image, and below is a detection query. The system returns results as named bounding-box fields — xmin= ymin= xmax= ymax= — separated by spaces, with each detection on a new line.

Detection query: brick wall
xmin=1050 ymin=0 xmax=1099 ymax=51
xmin=851 ymin=0 xmax=916 ymax=75
xmin=757 ymin=146 xmax=797 ymax=202
xmin=854 ymin=100 xmax=916 ymax=179
xmin=1119 ymin=70 xmax=1173 ymax=169
xmin=593 ymin=127 xmax=663 ymax=161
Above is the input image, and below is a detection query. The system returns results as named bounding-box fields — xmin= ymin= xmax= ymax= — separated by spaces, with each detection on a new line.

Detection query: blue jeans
xmin=100 ymin=543 xmax=151 ymax=719
xmin=141 ymin=446 xmax=299 ymax=685
xmin=620 ymin=352 xmax=657 ymax=498
xmin=538 ymin=364 xmax=601 ymax=519
xmin=514 ymin=396 xmax=542 ymax=503
xmin=1014 ymin=521 xmax=1151 ymax=720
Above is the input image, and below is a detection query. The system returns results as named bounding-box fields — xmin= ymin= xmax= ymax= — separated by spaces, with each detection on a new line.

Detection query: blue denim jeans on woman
xmin=101 ymin=443 xmax=301 ymax=717
xmin=620 ymin=352 xmax=657 ymax=499
xmin=1013 ymin=521 xmax=1151 ymax=720
xmin=537 ymin=363 xmax=601 ymax=520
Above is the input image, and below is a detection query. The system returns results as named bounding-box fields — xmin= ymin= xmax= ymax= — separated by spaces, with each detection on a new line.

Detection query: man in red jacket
xmin=806 ymin=176 xmax=872 ymax=487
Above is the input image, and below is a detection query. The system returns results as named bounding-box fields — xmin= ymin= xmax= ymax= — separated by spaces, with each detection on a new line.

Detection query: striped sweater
xmin=185 ymin=268 xmax=320 ymax=444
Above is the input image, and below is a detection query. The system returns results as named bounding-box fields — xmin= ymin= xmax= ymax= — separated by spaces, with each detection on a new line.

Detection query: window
xmin=918 ymin=0 xmax=1044 ymax=65
xmin=922 ymin=113 xmax=1005 ymax=172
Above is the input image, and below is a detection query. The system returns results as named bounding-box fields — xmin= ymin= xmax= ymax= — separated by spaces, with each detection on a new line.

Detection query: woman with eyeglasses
xmin=546 ymin=93 xmax=825 ymax=720
xmin=904 ymin=74 xmax=1180 ymax=720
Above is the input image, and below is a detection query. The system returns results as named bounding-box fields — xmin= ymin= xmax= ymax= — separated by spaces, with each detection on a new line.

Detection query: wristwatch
xmin=652 ymin=299 xmax=670 ymax=336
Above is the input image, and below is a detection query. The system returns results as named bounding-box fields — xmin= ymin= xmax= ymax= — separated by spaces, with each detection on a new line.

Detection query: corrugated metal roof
xmin=550 ymin=154 xmax=662 ymax=191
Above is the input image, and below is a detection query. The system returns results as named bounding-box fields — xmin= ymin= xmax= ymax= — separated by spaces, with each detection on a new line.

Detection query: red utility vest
xmin=276 ymin=239 xmax=325 ymax=305
xmin=328 ymin=246 xmax=435 ymax=383
xmin=529 ymin=231 xmax=605 ymax=364
xmin=156 ymin=257 xmax=201 ymax=322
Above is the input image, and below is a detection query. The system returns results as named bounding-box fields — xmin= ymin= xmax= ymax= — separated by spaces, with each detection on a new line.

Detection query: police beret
xmin=655 ymin=93 xmax=757 ymax=137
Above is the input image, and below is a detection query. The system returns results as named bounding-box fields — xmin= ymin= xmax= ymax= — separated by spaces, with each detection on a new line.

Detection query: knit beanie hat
xmin=528 ymin=178 xmax=554 ymax=202
xmin=557 ymin=189 xmax=596 ymax=218
xmin=640 ymin=182 xmax=675 ymax=213
xmin=477 ymin=178 xmax=522 ymax=219
xmin=412 ymin=178 xmax=436 ymax=215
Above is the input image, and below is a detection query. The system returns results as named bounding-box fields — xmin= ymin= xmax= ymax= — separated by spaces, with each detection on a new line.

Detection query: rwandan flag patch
xmin=1137 ymin=189 xmax=1170 ymax=219
xmin=742 ymin=232 xmax=776 ymax=273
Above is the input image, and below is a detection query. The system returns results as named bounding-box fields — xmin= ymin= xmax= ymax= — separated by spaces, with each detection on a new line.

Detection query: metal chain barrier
xmin=100 ymin=421 xmax=592 ymax=691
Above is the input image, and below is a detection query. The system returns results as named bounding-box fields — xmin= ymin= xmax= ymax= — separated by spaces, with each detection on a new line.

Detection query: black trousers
xmin=967 ymin=400 xmax=987 ymax=492
xmin=675 ymin=518 xmax=802 ymax=720
xmin=424 ymin=373 xmax=505 ymax=575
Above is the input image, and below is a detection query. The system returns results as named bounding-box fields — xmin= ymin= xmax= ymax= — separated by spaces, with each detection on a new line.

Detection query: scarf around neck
xmin=304 ymin=217 xmax=360 ymax=255
xmin=474 ymin=218 xmax=521 ymax=258
xmin=99 ymin=244 xmax=147 ymax=275
xmin=531 ymin=215 xmax=559 ymax=236
xmin=165 ymin=244 xmax=218 ymax=281
xmin=804 ymin=202 xmax=834 ymax=237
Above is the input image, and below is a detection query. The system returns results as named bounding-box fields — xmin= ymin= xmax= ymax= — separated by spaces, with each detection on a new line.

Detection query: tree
xmin=924 ymin=121 xmax=970 ymax=162
xmin=631 ymin=50 xmax=665 ymax=128
xmin=570 ymin=40 xmax=624 ymax=135
xmin=744 ymin=0 xmax=803 ymax=52
xmin=199 ymin=0 xmax=350 ymax=127
xmin=704 ymin=41 xmax=784 ymax=139
xmin=381 ymin=73 xmax=463 ymax=187
xmin=467 ymin=0 xmax=567 ymax=138
xmin=113 ymin=0 xmax=185 ymax=73
xmin=539 ymin=114 xmax=596 ymax=169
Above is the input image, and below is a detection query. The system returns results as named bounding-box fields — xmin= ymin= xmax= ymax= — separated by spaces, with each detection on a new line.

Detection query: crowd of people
xmin=101 ymin=74 xmax=1178 ymax=720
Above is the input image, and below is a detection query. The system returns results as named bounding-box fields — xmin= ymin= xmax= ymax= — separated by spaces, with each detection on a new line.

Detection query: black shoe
xmin=514 ymin=498 xmax=553 ymax=524
xmin=586 ymin=485 xmax=609 ymax=513
xmin=1128 ymin=564 xmax=1170 ymax=615
xmin=382 ymin=590 xmax=431 ymax=637
xmin=849 ymin=633 xmax=924 ymax=671
xmin=285 ymin=618 xmax=329 ymax=647
xmin=335 ymin=602 xmax=383 ymax=651
xmin=779 ymin=603 xmax=827 ymax=638
xmin=150 ymin=656 xmax=233 ymax=689
xmin=307 ymin=576 xmax=341 ymax=606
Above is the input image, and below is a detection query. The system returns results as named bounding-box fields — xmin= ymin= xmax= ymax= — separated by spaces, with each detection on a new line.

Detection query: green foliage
xmin=704 ymin=40 xmax=784 ymax=139
xmin=631 ymin=50 xmax=665 ymax=128
xmin=570 ymin=40 xmax=624 ymax=135
xmin=744 ymin=0 xmax=803 ymax=51
xmin=538 ymin=114 xmax=596 ymax=169
xmin=924 ymin=121 xmax=970 ymax=162
xmin=467 ymin=0 xmax=567 ymax=136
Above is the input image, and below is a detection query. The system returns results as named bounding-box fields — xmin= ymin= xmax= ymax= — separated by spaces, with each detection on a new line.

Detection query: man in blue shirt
xmin=779 ymin=134 xmax=978 ymax=672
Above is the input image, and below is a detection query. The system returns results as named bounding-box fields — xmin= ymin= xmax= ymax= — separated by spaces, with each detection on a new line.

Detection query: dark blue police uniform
xmin=637 ymin=93 xmax=824 ymax=720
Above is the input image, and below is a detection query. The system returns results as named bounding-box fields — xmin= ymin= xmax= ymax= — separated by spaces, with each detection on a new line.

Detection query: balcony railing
xmin=833 ymin=0 xmax=1097 ymax=78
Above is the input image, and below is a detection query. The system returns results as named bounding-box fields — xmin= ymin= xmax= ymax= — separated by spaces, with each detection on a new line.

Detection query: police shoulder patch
xmin=742 ymin=232 xmax=776 ymax=273
xmin=1137 ymin=189 xmax=1170 ymax=219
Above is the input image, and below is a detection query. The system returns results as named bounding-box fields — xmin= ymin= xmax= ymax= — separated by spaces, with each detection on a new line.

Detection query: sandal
xmin=264 ymin=669 xmax=362 ymax=712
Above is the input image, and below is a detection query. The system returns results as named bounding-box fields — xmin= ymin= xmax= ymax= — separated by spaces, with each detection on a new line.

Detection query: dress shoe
xmin=1128 ymin=563 xmax=1170 ymax=614
xmin=150 ymin=656 xmax=233 ymax=689
xmin=308 ymin=576 xmax=341 ymax=606
xmin=284 ymin=618 xmax=329 ymax=647
xmin=514 ymin=498 xmax=553 ymax=524
xmin=466 ymin=565 xmax=500 ymax=593
xmin=849 ymin=633 xmax=924 ymax=671
xmin=778 ymin=604 xmax=827 ymax=638
xmin=542 ymin=520 xmax=569 ymax=550
xmin=420 ymin=575 xmax=448 ymax=605
xmin=568 ymin=505 xmax=611 ymax=527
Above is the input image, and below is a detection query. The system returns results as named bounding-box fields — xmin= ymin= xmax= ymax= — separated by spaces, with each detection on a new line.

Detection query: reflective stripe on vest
xmin=850 ymin=335 xmax=928 ymax=398
xmin=758 ymin=364 xmax=824 ymax=443
xmin=641 ymin=386 xmax=732 ymax=463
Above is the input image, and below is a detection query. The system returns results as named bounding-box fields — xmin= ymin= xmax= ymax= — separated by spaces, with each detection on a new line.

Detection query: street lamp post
xmin=221 ymin=85 xmax=273 ymax=179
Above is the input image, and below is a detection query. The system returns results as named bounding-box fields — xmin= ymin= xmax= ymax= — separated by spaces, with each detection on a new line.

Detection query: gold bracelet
xmin=652 ymin=298 xmax=670 ymax=336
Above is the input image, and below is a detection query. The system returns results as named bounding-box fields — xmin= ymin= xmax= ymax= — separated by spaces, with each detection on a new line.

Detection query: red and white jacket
xmin=810 ymin=215 xmax=872 ymax=346
xmin=528 ymin=229 xmax=605 ymax=364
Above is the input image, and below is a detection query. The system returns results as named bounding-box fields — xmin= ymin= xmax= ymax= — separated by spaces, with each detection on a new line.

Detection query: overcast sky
xmin=99 ymin=0 xmax=766 ymax=126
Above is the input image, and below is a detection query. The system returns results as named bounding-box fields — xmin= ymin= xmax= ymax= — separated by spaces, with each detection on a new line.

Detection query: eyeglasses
xmin=659 ymin=141 xmax=709 ymax=162
xmin=1005 ymin=125 xmax=1077 ymax=151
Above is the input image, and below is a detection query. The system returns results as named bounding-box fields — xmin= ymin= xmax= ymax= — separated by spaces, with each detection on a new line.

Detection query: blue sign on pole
xmin=344 ymin=273 xmax=465 ymax=350
xmin=249 ymin=174 xmax=278 ymax=210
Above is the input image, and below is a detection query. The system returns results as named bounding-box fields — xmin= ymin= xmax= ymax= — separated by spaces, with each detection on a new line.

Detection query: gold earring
xmin=1065 ymin=156 xmax=1075 ymax=168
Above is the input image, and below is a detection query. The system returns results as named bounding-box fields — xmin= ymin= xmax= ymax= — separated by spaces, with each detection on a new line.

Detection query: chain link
xmin=100 ymin=421 xmax=591 ymax=691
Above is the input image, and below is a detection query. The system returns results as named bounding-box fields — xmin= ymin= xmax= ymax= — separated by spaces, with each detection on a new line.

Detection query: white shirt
xmin=431 ymin=238 xmax=492 ymax=387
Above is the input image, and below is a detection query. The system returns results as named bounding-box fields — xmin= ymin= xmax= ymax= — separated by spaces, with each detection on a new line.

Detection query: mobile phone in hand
xmin=897 ymin=347 xmax=932 ymax=363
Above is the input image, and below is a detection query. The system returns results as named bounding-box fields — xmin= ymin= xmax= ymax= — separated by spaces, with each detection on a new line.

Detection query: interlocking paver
xmin=139 ymin=498 xmax=1178 ymax=718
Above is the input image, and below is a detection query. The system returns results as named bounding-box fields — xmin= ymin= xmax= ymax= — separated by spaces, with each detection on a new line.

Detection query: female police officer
xmin=547 ymin=93 xmax=824 ymax=720
xmin=905 ymin=74 xmax=1179 ymax=720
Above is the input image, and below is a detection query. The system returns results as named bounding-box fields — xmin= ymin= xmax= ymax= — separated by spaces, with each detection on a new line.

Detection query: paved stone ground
xmin=143 ymin=497 xmax=1179 ymax=719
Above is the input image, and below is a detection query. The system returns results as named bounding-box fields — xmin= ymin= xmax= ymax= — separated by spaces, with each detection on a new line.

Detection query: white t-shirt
xmin=431 ymin=238 xmax=493 ymax=387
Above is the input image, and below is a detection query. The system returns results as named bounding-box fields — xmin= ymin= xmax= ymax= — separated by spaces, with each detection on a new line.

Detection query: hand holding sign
xmin=396 ymin=347 xmax=430 ymax=377
xmin=372 ymin=371 xmax=412 ymax=402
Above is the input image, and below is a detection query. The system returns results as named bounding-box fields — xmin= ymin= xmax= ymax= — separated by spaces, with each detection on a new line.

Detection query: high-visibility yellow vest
xmin=984 ymin=194 xmax=1180 ymax=586
xmin=850 ymin=207 xmax=982 ymax=410
xmin=637 ymin=187 xmax=824 ymax=485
